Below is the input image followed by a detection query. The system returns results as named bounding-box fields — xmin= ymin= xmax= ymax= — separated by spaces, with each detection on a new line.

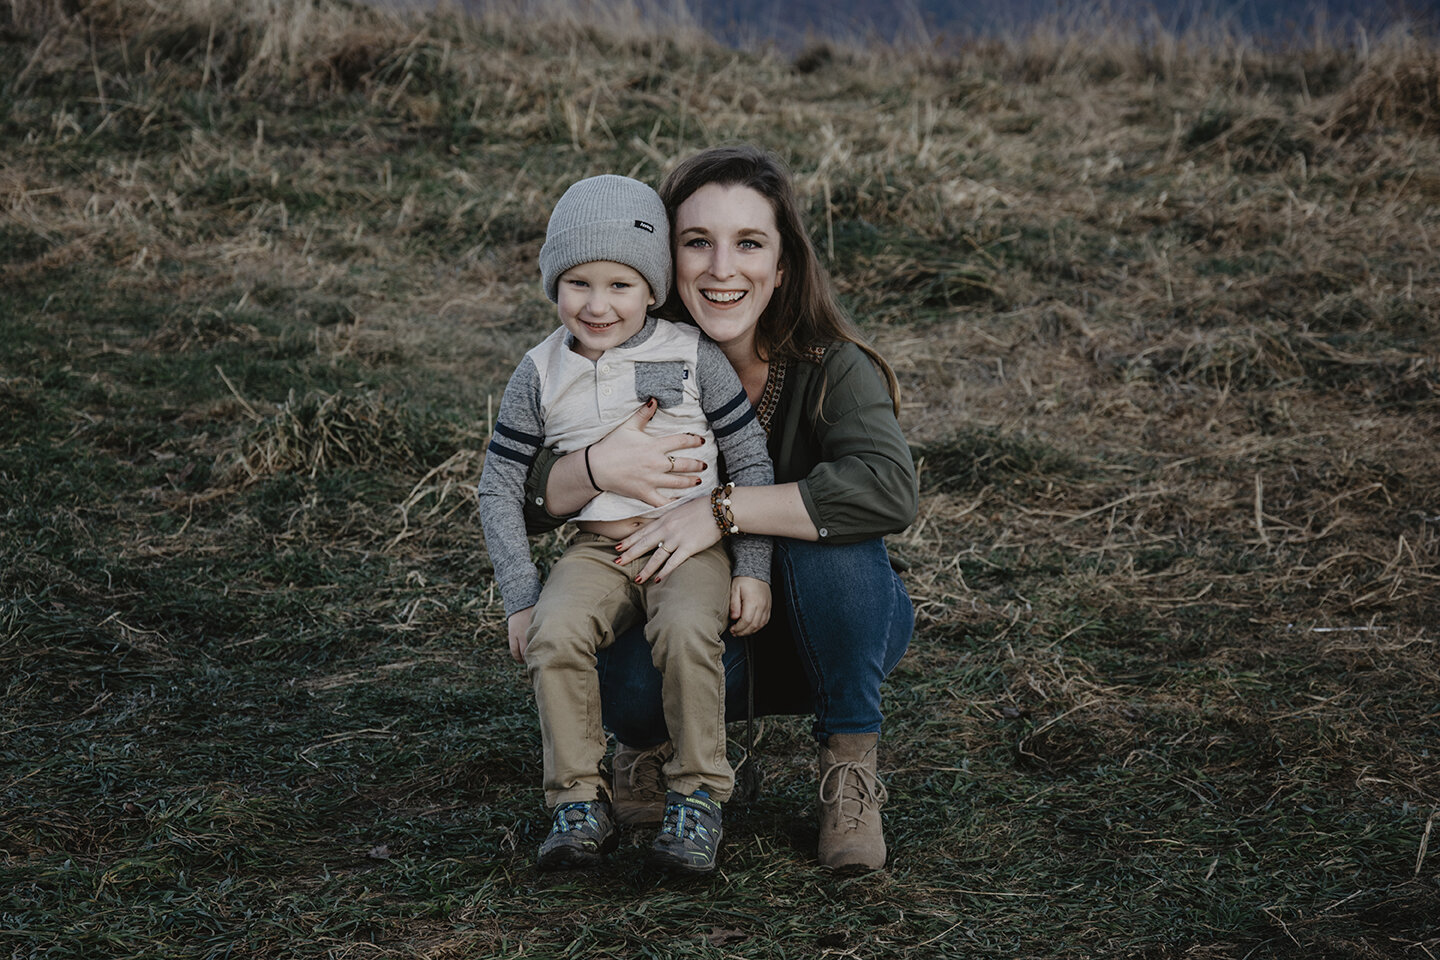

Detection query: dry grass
xmin=3 ymin=1 xmax=1439 ymax=957
xmin=1327 ymin=30 xmax=1440 ymax=137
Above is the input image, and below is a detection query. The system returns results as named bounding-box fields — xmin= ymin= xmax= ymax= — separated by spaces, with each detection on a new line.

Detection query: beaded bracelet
xmin=710 ymin=482 xmax=738 ymax=537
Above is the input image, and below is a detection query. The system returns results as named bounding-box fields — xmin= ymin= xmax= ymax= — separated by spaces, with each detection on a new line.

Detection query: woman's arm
xmin=727 ymin=482 xmax=818 ymax=540
xmin=521 ymin=399 xmax=709 ymax=529
xmin=615 ymin=343 xmax=916 ymax=582
xmin=786 ymin=343 xmax=918 ymax=541
xmin=614 ymin=481 xmax=817 ymax=584
xmin=536 ymin=442 xmax=607 ymax=518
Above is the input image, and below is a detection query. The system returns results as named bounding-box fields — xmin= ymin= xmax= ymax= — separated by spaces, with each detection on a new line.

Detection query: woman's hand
xmin=728 ymin=576 xmax=771 ymax=637
xmin=588 ymin=399 xmax=707 ymax=507
xmin=614 ymin=495 xmax=721 ymax=584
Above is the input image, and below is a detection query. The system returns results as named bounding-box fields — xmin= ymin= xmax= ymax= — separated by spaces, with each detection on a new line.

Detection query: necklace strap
xmin=755 ymin=344 xmax=827 ymax=436
xmin=755 ymin=359 xmax=788 ymax=437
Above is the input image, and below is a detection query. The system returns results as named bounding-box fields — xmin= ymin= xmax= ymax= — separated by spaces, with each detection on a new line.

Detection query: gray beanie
xmin=539 ymin=174 xmax=670 ymax=307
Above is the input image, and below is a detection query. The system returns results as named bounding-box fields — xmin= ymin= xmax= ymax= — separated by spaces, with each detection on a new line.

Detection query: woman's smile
xmin=673 ymin=182 xmax=783 ymax=357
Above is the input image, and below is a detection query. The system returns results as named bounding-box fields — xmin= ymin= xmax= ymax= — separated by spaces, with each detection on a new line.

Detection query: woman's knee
xmin=778 ymin=537 xmax=890 ymax=586
xmin=597 ymin=626 xmax=669 ymax=747
xmin=777 ymin=538 xmax=906 ymax=617
xmin=774 ymin=537 xmax=913 ymax=681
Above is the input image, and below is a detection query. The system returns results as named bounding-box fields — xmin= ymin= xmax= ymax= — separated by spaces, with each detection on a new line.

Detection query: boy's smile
xmin=557 ymin=260 xmax=655 ymax=361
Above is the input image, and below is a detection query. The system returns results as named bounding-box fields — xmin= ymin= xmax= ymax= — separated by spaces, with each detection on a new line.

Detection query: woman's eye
xmin=682 ymin=237 xmax=711 ymax=248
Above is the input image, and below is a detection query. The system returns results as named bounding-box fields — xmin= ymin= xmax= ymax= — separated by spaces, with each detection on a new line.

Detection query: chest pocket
xmin=634 ymin=360 xmax=688 ymax=408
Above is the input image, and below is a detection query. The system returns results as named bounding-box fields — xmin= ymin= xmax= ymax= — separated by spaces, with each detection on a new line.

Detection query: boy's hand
xmin=728 ymin=576 xmax=771 ymax=637
xmin=508 ymin=607 xmax=534 ymax=664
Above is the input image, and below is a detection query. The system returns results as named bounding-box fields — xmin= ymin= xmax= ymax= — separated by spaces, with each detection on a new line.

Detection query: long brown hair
xmin=656 ymin=144 xmax=901 ymax=414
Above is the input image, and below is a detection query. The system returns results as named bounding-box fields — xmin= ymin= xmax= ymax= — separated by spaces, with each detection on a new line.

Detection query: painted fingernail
xmin=694 ymin=478 xmax=702 ymax=485
xmin=634 ymin=575 xmax=644 ymax=583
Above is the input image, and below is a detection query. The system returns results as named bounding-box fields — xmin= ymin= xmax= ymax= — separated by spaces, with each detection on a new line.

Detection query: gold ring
xmin=657 ymin=540 xmax=666 ymax=551
xmin=667 ymin=455 xmax=676 ymax=472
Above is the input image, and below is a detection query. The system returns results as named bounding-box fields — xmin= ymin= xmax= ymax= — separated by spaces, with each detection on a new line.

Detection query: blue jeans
xmin=597 ymin=537 xmax=913 ymax=746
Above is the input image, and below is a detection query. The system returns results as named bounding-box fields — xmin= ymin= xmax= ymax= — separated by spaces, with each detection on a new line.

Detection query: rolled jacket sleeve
xmin=790 ymin=343 xmax=918 ymax=543
xmin=521 ymin=445 xmax=573 ymax=535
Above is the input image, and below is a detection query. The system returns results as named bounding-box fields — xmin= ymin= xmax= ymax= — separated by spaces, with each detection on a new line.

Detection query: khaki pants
xmin=525 ymin=534 xmax=733 ymax=808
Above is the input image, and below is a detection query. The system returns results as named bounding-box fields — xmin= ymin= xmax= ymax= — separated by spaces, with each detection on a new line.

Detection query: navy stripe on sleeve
xmin=706 ymin=388 xmax=749 ymax=423
xmin=486 ymin=438 xmax=536 ymax=465
xmin=711 ymin=404 xmax=757 ymax=439
xmin=493 ymin=421 xmax=545 ymax=448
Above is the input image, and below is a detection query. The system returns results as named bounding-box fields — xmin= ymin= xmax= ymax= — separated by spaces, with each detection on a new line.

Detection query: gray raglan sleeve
xmin=696 ymin=336 xmax=773 ymax=584
xmin=476 ymin=356 xmax=548 ymax=616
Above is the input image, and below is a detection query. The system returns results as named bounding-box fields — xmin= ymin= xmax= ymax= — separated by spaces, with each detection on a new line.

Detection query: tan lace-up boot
xmin=612 ymin=740 xmax=672 ymax=826
xmin=816 ymin=733 xmax=889 ymax=873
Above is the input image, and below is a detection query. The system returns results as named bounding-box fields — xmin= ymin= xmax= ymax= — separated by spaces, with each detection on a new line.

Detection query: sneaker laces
xmin=661 ymin=802 xmax=693 ymax=841
xmin=552 ymin=801 xmax=600 ymax=834
xmin=615 ymin=742 xmax=670 ymax=797
xmin=660 ymin=793 xmax=718 ymax=842
xmin=818 ymin=760 xmax=889 ymax=830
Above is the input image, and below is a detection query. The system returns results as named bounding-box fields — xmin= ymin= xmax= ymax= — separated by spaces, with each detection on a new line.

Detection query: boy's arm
xmin=476 ymin=356 xmax=548 ymax=618
xmin=696 ymin=337 xmax=774 ymax=584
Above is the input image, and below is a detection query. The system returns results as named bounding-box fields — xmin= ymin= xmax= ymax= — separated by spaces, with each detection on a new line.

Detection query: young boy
xmin=476 ymin=174 xmax=773 ymax=874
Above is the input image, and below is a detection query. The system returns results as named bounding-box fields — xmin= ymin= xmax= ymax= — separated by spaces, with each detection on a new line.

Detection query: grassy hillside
xmin=2 ymin=1 xmax=1438 ymax=957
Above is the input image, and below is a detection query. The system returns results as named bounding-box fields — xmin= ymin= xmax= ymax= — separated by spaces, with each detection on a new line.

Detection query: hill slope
xmin=2 ymin=2 xmax=1438 ymax=957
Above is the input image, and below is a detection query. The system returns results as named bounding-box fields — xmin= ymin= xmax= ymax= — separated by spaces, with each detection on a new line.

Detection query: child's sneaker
xmin=613 ymin=740 xmax=672 ymax=826
xmin=648 ymin=790 xmax=722 ymax=875
xmin=537 ymin=799 xmax=618 ymax=871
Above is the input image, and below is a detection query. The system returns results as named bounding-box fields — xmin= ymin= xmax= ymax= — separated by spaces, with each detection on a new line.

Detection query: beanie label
xmin=633 ymin=220 xmax=655 ymax=233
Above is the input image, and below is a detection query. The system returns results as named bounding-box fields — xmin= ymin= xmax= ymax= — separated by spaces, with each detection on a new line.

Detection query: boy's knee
xmin=526 ymin=615 xmax=607 ymax=668
xmin=646 ymin=618 xmax=724 ymax=666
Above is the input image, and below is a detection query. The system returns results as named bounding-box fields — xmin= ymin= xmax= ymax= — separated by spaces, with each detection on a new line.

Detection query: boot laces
xmin=818 ymin=760 xmax=889 ymax=829
xmin=616 ymin=742 xmax=670 ymax=797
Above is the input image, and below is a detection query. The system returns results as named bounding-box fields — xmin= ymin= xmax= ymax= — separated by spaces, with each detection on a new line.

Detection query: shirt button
xmin=602 ymin=386 xmax=612 ymax=396
xmin=818 ymin=528 xmax=829 ymax=538
xmin=534 ymin=497 xmax=544 ymax=506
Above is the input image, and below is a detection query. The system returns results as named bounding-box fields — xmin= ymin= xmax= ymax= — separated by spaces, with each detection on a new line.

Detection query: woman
xmin=521 ymin=145 xmax=916 ymax=873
